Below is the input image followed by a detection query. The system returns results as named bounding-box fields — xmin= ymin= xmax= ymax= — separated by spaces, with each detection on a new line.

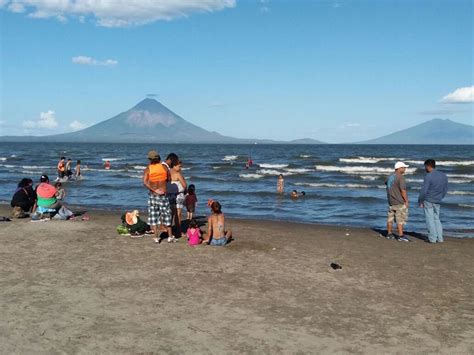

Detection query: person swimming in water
xmin=57 ymin=157 xmax=66 ymax=178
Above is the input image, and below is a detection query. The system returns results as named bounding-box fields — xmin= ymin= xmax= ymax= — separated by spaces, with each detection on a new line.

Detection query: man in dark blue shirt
xmin=418 ymin=159 xmax=449 ymax=243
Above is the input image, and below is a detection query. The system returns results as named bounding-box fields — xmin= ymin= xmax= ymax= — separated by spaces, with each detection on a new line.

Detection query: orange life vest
xmin=57 ymin=161 xmax=65 ymax=172
xmin=148 ymin=163 xmax=168 ymax=183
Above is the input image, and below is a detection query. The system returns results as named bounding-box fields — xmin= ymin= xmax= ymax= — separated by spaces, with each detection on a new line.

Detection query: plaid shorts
xmin=387 ymin=204 xmax=408 ymax=225
xmin=148 ymin=193 xmax=172 ymax=226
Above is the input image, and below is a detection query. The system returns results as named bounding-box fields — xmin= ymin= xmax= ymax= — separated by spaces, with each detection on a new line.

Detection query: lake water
xmin=0 ymin=143 xmax=472 ymax=237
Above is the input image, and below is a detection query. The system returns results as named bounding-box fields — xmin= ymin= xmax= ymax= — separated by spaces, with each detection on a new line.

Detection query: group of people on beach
xmin=10 ymin=151 xmax=449 ymax=245
xmin=128 ymin=150 xmax=231 ymax=246
xmin=384 ymin=159 xmax=448 ymax=244
xmin=10 ymin=174 xmax=71 ymax=219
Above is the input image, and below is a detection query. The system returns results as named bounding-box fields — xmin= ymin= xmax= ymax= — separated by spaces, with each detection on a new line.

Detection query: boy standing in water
xmin=143 ymin=150 xmax=176 ymax=243
xmin=57 ymin=157 xmax=66 ymax=178
xmin=277 ymin=174 xmax=284 ymax=194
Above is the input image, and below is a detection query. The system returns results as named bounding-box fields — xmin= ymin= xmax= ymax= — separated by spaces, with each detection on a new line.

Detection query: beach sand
xmin=0 ymin=205 xmax=473 ymax=354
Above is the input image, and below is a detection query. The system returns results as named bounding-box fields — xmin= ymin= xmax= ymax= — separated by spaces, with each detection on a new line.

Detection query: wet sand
xmin=0 ymin=205 xmax=473 ymax=354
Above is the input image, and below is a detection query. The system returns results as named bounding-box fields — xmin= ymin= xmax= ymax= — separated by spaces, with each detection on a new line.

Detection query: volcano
xmin=48 ymin=98 xmax=239 ymax=143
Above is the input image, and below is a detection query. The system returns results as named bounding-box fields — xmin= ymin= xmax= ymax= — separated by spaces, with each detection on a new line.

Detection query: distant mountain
xmin=289 ymin=138 xmax=326 ymax=144
xmin=0 ymin=98 xmax=326 ymax=144
xmin=359 ymin=119 xmax=474 ymax=145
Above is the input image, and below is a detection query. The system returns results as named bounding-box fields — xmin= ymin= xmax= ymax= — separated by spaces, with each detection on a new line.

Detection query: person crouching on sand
xmin=204 ymin=201 xmax=232 ymax=246
xmin=143 ymin=150 xmax=176 ymax=243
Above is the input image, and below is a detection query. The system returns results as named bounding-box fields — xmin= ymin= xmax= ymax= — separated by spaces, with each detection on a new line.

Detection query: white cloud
xmin=69 ymin=120 xmax=86 ymax=131
xmin=72 ymin=56 xmax=118 ymax=66
xmin=8 ymin=2 xmax=25 ymax=13
xmin=22 ymin=110 xmax=58 ymax=130
xmin=0 ymin=0 xmax=236 ymax=27
xmin=441 ymin=86 xmax=474 ymax=104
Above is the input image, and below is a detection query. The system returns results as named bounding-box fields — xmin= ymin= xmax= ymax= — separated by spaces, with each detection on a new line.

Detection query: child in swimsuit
xmin=55 ymin=182 xmax=66 ymax=201
xmin=186 ymin=219 xmax=201 ymax=246
xmin=205 ymin=201 xmax=232 ymax=246
xmin=184 ymin=184 xmax=198 ymax=220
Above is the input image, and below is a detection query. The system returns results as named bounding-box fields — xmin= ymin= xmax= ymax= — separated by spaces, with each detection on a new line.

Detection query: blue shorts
xmin=210 ymin=237 xmax=228 ymax=246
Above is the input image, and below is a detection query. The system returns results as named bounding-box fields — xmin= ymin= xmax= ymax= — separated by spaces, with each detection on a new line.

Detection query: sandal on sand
xmin=153 ymin=237 xmax=161 ymax=244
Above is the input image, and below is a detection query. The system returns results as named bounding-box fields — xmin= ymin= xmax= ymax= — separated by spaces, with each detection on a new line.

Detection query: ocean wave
xmin=448 ymin=191 xmax=474 ymax=196
xmin=295 ymin=182 xmax=371 ymax=189
xmin=447 ymin=173 xmax=474 ymax=179
xmin=458 ymin=204 xmax=474 ymax=208
xmin=300 ymin=154 xmax=311 ymax=158
xmin=284 ymin=168 xmax=313 ymax=173
xmin=257 ymin=169 xmax=295 ymax=176
xmin=0 ymin=157 xmax=6 ymax=161
xmin=259 ymin=163 xmax=289 ymax=169
xmin=133 ymin=165 xmax=147 ymax=170
xmin=21 ymin=165 xmax=50 ymax=170
xmin=339 ymin=157 xmax=401 ymax=164
xmin=101 ymin=157 xmax=125 ymax=161
xmin=449 ymin=178 xmax=474 ymax=184
xmin=239 ymin=173 xmax=264 ymax=179
xmin=360 ymin=176 xmax=378 ymax=181
xmin=315 ymin=165 xmax=415 ymax=175
xmin=406 ymin=178 xmax=424 ymax=183
xmin=222 ymin=155 xmax=238 ymax=161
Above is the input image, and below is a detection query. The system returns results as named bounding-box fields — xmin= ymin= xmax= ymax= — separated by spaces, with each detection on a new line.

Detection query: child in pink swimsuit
xmin=187 ymin=219 xmax=201 ymax=246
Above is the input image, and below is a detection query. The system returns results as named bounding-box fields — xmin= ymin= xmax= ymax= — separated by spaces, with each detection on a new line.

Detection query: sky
xmin=0 ymin=0 xmax=472 ymax=143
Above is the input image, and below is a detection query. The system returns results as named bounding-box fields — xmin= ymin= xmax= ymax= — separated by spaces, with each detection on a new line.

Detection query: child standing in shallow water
xmin=186 ymin=219 xmax=201 ymax=246
xmin=184 ymin=184 xmax=198 ymax=220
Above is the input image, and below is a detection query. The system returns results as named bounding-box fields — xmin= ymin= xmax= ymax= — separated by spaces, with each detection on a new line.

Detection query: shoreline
xmin=1 ymin=202 xmax=471 ymax=239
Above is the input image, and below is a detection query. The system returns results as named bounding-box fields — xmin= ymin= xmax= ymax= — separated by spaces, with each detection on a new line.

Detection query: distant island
xmin=358 ymin=118 xmax=474 ymax=145
xmin=0 ymin=98 xmax=472 ymax=144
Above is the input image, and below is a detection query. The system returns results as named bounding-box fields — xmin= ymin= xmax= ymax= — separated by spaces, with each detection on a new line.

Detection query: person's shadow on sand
xmin=372 ymin=228 xmax=428 ymax=242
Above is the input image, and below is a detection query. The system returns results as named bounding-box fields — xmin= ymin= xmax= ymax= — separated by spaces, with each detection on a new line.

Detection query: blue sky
xmin=0 ymin=0 xmax=472 ymax=143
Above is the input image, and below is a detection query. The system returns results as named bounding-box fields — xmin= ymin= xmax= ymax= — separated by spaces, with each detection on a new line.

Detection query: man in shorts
xmin=143 ymin=150 xmax=176 ymax=243
xmin=385 ymin=161 xmax=410 ymax=242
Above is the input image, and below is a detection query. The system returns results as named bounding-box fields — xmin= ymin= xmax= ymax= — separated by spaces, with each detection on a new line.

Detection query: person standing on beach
xmin=418 ymin=159 xmax=448 ymax=244
xmin=277 ymin=174 xmax=284 ymax=194
xmin=385 ymin=161 xmax=410 ymax=242
xmin=143 ymin=150 xmax=176 ymax=243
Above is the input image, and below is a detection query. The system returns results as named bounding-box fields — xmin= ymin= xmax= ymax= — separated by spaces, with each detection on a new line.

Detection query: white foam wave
xmin=300 ymin=154 xmax=311 ymax=158
xmin=101 ymin=158 xmax=124 ymax=162
xmin=133 ymin=165 xmax=147 ymax=170
xmin=360 ymin=176 xmax=378 ymax=181
xmin=284 ymin=168 xmax=313 ymax=173
xmin=259 ymin=163 xmax=289 ymax=169
xmin=181 ymin=167 xmax=191 ymax=171
xmin=449 ymin=191 xmax=474 ymax=196
xmin=458 ymin=204 xmax=474 ymax=208
xmin=239 ymin=173 xmax=264 ymax=179
xmin=0 ymin=164 xmax=16 ymax=168
xmin=223 ymin=155 xmax=238 ymax=161
xmin=257 ymin=169 xmax=295 ymax=176
xmin=450 ymin=178 xmax=474 ymax=184
xmin=212 ymin=166 xmax=221 ymax=170
xmin=437 ymin=160 xmax=474 ymax=166
xmin=406 ymin=178 xmax=424 ymax=183
xmin=315 ymin=165 xmax=415 ymax=175
xmin=339 ymin=157 xmax=401 ymax=164
xmin=0 ymin=157 xmax=7 ymax=161
xmin=447 ymin=174 xmax=474 ymax=179
xmin=295 ymin=182 xmax=371 ymax=189
xmin=22 ymin=165 xmax=50 ymax=170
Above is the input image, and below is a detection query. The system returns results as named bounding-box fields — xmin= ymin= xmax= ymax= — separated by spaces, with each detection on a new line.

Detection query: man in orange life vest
xmin=143 ymin=150 xmax=176 ymax=243
xmin=57 ymin=157 xmax=66 ymax=178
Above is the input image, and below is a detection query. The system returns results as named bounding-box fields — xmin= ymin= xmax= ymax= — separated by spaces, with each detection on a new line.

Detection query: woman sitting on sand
xmin=11 ymin=178 xmax=36 ymax=212
xmin=36 ymin=175 xmax=61 ymax=210
xmin=204 ymin=201 xmax=232 ymax=246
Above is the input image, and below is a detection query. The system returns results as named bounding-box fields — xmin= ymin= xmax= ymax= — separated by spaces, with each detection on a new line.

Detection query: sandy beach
xmin=0 ymin=205 xmax=473 ymax=354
